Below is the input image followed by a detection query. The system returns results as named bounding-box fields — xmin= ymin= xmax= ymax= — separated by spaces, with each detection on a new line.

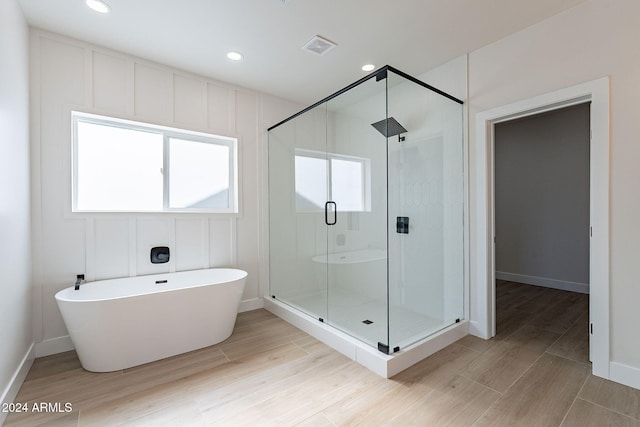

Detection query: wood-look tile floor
xmin=6 ymin=281 xmax=640 ymax=426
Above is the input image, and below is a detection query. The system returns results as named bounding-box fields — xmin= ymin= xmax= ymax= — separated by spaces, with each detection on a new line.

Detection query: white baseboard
xmin=609 ymin=362 xmax=640 ymax=391
xmin=35 ymin=336 xmax=75 ymax=358
xmin=468 ymin=320 xmax=491 ymax=339
xmin=238 ymin=297 xmax=264 ymax=313
xmin=1 ymin=343 xmax=35 ymax=425
xmin=496 ymin=271 xmax=589 ymax=294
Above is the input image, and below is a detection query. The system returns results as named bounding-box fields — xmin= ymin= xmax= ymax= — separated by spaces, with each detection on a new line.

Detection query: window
xmin=294 ymin=149 xmax=370 ymax=212
xmin=72 ymin=112 xmax=237 ymax=213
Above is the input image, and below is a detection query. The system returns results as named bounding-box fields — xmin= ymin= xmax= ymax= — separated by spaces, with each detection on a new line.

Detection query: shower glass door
xmin=269 ymin=103 xmax=328 ymax=322
xmin=325 ymin=76 xmax=389 ymax=349
xmin=269 ymin=66 xmax=465 ymax=355
xmin=386 ymin=69 xmax=465 ymax=350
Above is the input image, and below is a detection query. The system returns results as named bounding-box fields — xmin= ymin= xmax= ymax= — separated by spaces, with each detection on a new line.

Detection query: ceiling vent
xmin=302 ymin=35 xmax=337 ymax=56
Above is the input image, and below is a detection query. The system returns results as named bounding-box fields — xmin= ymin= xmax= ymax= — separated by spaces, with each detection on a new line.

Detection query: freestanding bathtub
xmin=55 ymin=268 xmax=247 ymax=372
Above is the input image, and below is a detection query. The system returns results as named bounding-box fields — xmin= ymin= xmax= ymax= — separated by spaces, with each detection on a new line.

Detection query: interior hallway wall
xmin=494 ymin=104 xmax=590 ymax=293
xmin=0 ymin=0 xmax=33 ymax=414
xmin=30 ymin=30 xmax=298 ymax=356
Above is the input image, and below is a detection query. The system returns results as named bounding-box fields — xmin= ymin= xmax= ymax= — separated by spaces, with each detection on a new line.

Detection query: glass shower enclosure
xmin=268 ymin=66 xmax=464 ymax=354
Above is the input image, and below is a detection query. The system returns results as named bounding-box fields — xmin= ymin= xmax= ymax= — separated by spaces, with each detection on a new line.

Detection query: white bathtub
xmin=55 ymin=268 xmax=247 ymax=372
xmin=312 ymin=249 xmax=387 ymax=300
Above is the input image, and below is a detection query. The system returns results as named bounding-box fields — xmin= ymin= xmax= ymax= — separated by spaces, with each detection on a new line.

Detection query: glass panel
xmin=325 ymin=76 xmax=388 ymax=349
xmin=169 ymin=138 xmax=230 ymax=209
xmin=386 ymin=70 xmax=464 ymax=350
xmin=331 ymin=157 xmax=364 ymax=211
xmin=268 ymin=68 xmax=464 ymax=354
xmin=76 ymin=121 xmax=163 ymax=211
xmin=294 ymin=153 xmax=327 ymax=211
xmin=269 ymin=104 xmax=328 ymax=321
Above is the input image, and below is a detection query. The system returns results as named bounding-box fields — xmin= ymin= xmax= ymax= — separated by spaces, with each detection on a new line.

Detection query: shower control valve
xmin=397 ymin=217 xmax=409 ymax=234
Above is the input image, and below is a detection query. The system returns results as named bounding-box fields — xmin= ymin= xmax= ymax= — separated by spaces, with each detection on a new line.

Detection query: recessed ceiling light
xmin=362 ymin=64 xmax=375 ymax=72
xmin=85 ymin=0 xmax=110 ymax=14
xmin=226 ymin=51 xmax=243 ymax=61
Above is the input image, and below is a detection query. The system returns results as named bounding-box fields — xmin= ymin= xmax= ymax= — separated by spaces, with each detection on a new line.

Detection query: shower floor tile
xmin=288 ymin=290 xmax=447 ymax=350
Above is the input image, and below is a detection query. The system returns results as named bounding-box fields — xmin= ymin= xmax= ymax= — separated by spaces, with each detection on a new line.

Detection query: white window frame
xmin=72 ymin=111 xmax=238 ymax=213
xmin=294 ymin=148 xmax=371 ymax=213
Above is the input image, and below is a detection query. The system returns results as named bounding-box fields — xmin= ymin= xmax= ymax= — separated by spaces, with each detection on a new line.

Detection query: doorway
xmin=472 ymin=77 xmax=610 ymax=379
xmin=493 ymin=103 xmax=590 ymax=362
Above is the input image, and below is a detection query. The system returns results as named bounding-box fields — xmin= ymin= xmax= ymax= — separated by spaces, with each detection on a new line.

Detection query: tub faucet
xmin=75 ymin=274 xmax=85 ymax=290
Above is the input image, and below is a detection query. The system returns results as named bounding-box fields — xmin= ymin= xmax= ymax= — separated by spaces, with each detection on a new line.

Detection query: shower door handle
xmin=325 ymin=201 xmax=337 ymax=225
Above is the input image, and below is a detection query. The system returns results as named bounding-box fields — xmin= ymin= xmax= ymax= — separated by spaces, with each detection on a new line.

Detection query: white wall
xmin=30 ymin=30 xmax=297 ymax=356
xmin=467 ymin=0 xmax=640 ymax=371
xmin=0 ymin=0 xmax=33 ymax=414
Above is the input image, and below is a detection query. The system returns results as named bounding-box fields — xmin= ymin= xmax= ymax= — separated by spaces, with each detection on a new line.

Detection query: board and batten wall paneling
xmin=133 ymin=62 xmax=169 ymax=122
xmin=235 ymin=90 xmax=260 ymax=300
xmin=175 ymin=219 xmax=209 ymax=272
xmin=208 ymin=82 xmax=235 ymax=134
xmin=30 ymin=30 xmax=288 ymax=354
xmin=173 ymin=74 xmax=206 ymax=127
xmin=209 ymin=218 xmax=236 ymax=268
xmin=92 ymin=52 xmax=128 ymax=113
xmin=37 ymin=34 xmax=88 ymax=345
xmin=93 ymin=219 xmax=130 ymax=281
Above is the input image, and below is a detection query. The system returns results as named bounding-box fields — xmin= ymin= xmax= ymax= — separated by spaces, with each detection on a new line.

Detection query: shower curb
xmin=264 ymin=297 xmax=469 ymax=378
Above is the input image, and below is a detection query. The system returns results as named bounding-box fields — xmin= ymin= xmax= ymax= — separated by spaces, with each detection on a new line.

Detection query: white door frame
xmin=472 ymin=77 xmax=610 ymax=379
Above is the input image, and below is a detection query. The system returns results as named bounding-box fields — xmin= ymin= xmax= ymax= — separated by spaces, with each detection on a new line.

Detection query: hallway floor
xmin=5 ymin=281 xmax=640 ymax=426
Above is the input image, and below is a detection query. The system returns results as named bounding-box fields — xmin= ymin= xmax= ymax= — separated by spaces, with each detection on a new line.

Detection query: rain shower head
xmin=371 ymin=117 xmax=407 ymax=138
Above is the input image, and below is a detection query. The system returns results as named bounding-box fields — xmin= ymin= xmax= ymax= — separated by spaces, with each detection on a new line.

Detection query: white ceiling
xmin=17 ymin=0 xmax=586 ymax=104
